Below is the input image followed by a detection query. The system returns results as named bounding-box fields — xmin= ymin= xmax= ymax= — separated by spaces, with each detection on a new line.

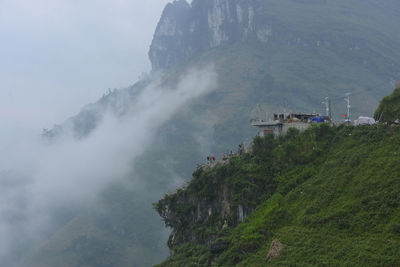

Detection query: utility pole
xmin=256 ymin=104 xmax=263 ymax=121
xmin=344 ymin=93 xmax=351 ymax=124
xmin=322 ymin=97 xmax=330 ymax=117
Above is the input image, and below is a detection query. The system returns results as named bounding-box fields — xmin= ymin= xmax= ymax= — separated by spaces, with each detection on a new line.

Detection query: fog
xmin=0 ymin=0 xmax=215 ymax=263
xmin=0 ymin=65 xmax=217 ymax=263
xmin=0 ymin=0 xmax=171 ymax=129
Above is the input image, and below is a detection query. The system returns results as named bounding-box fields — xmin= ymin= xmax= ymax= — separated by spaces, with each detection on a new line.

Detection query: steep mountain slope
xmin=151 ymin=0 xmax=400 ymax=72
xmin=155 ymin=121 xmax=400 ymax=266
xmin=21 ymin=0 xmax=400 ymax=266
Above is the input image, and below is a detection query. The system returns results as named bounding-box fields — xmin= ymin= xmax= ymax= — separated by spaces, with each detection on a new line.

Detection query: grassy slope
xmin=374 ymin=87 xmax=400 ymax=122
xmin=224 ymin=126 xmax=400 ymax=266
xmin=157 ymin=123 xmax=400 ymax=266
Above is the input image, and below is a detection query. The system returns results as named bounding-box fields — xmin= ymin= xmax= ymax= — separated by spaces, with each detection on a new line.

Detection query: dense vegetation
xmin=156 ymin=123 xmax=400 ymax=266
xmin=375 ymin=86 xmax=400 ymax=123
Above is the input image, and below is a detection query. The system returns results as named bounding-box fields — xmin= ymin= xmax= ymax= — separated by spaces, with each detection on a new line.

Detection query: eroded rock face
xmin=149 ymin=0 xmax=269 ymax=70
xmin=155 ymin=179 xmax=256 ymax=250
xmin=149 ymin=0 xmax=191 ymax=70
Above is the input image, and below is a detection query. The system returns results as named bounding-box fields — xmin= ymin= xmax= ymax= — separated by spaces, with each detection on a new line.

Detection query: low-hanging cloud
xmin=0 ymin=0 xmax=172 ymax=130
xmin=0 ymin=65 xmax=217 ymax=264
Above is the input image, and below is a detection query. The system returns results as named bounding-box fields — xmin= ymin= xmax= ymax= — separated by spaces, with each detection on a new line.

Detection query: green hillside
xmin=375 ymin=85 xmax=400 ymax=123
xmin=155 ymin=120 xmax=400 ymax=266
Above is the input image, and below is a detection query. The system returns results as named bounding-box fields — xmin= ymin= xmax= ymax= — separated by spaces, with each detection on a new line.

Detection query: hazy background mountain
xmin=2 ymin=0 xmax=400 ymax=266
xmin=0 ymin=0 xmax=170 ymax=132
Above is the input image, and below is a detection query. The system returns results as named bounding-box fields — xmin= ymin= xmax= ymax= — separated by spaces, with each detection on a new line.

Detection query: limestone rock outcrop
xmin=149 ymin=0 xmax=270 ymax=70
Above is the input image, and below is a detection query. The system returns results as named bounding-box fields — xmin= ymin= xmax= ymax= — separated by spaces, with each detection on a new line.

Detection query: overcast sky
xmin=0 ymin=0 xmax=172 ymax=132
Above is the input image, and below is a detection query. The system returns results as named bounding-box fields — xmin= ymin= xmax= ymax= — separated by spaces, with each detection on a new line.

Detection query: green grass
xmin=156 ymin=122 xmax=400 ymax=266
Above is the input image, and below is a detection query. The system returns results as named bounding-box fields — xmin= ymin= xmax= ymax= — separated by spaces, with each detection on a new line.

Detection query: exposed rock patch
xmin=266 ymin=239 xmax=284 ymax=262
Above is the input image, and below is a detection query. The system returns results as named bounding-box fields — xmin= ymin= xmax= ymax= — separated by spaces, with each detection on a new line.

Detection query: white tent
xmin=354 ymin=116 xmax=376 ymax=126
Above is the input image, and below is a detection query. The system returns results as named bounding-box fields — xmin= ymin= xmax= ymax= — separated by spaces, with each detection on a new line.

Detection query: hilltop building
xmin=252 ymin=112 xmax=325 ymax=137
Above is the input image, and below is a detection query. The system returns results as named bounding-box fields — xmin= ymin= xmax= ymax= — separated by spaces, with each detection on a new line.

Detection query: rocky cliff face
xmin=154 ymin=154 xmax=275 ymax=253
xmin=149 ymin=0 xmax=270 ymax=70
xmin=156 ymin=180 xmax=254 ymax=250
xmin=150 ymin=0 xmax=400 ymax=74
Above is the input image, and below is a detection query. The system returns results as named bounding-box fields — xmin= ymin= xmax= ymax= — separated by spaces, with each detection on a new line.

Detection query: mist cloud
xmin=0 ymin=65 xmax=217 ymax=264
xmin=0 ymin=0 xmax=172 ymax=129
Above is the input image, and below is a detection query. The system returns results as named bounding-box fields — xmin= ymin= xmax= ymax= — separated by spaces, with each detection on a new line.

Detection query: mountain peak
xmin=149 ymin=0 xmax=267 ymax=70
xmin=148 ymin=0 xmax=191 ymax=70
